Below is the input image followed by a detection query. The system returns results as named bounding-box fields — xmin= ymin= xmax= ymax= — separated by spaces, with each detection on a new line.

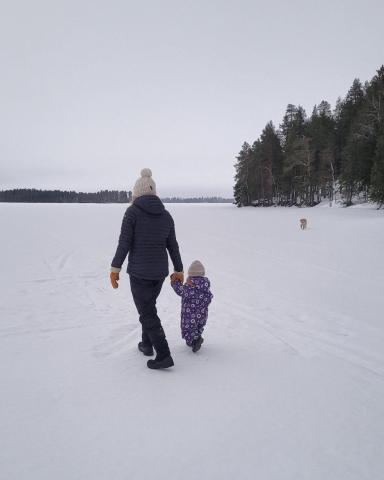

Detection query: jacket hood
xmin=133 ymin=195 xmax=165 ymax=215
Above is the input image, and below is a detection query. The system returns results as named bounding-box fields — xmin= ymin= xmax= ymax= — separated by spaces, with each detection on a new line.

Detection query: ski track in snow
xmin=1 ymin=203 xmax=384 ymax=480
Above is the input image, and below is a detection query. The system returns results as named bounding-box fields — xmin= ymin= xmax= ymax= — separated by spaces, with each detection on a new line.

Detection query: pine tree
xmin=338 ymin=78 xmax=375 ymax=204
xmin=370 ymin=132 xmax=384 ymax=207
xmin=369 ymin=66 xmax=384 ymax=206
xmin=233 ymin=142 xmax=252 ymax=206
xmin=258 ymin=122 xmax=283 ymax=205
xmin=308 ymin=100 xmax=336 ymax=203
xmin=280 ymin=105 xmax=309 ymax=205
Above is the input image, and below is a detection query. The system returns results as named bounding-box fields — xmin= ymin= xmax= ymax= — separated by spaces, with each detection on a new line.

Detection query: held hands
xmin=170 ymin=272 xmax=184 ymax=284
xmin=110 ymin=271 xmax=120 ymax=289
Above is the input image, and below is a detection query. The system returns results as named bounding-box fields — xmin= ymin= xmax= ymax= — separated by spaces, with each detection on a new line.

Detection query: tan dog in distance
xmin=300 ymin=218 xmax=307 ymax=230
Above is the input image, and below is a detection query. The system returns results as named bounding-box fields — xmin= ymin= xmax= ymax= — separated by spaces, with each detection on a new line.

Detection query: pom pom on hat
xmin=141 ymin=168 xmax=152 ymax=178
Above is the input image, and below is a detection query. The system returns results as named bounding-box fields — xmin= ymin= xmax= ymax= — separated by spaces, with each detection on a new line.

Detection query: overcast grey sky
xmin=1 ymin=0 xmax=383 ymax=196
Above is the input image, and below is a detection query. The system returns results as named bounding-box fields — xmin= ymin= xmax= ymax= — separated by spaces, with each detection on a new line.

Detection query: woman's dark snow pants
xmin=129 ymin=275 xmax=170 ymax=359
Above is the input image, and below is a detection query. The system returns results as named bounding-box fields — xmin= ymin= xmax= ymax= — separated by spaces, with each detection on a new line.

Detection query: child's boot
xmin=192 ymin=336 xmax=204 ymax=353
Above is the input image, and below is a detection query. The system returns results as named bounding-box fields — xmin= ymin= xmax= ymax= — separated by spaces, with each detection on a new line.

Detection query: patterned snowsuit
xmin=172 ymin=277 xmax=213 ymax=346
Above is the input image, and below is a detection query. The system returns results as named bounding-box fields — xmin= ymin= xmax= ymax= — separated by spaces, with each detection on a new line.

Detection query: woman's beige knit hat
xmin=188 ymin=260 xmax=205 ymax=277
xmin=132 ymin=168 xmax=156 ymax=200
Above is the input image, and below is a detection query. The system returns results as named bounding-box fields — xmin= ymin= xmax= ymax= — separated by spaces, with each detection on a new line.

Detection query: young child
xmin=171 ymin=260 xmax=213 ymax=352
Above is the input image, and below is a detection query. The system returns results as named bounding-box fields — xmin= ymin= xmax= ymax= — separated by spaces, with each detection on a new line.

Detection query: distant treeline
xmin=0 ymin=189 xmax=132 ymax=203
xmin=162 ymin=197 xmax=233 ymax=203
xmin=234 ymin=65 xmax=384 ymax=208
xmin=0 ymin=189 xmax=233 ymax=204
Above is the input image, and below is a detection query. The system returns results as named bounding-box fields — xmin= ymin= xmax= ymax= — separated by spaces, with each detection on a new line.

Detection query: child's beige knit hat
xmin=188 ymin=260 xmax=205 ymax=277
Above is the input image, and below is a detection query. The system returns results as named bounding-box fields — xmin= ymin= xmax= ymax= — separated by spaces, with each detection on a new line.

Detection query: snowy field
xmin=1 ymin=202 xmax=384 ymax=480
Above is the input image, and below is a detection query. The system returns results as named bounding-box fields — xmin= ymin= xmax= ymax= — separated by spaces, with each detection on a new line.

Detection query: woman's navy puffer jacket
xmin=111 ymin=195 xmax=183 ymax=280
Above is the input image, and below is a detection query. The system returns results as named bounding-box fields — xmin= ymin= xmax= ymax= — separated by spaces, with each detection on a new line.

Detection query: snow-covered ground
xmin=1 ymin=203 xmax=384 ymax=480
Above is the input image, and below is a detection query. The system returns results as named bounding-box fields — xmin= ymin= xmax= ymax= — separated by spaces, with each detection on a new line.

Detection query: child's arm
xmin=204 ymin=280 xmax=213 ymax=304
xmin=208 ymin=289 xmax=213 ymax=303
xmin=171 ymin=279 xmax=184 ymax=297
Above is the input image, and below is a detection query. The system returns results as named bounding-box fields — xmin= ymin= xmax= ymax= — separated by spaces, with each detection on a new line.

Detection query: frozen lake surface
xmin=1 ymin=202 xmax=384 ymax=480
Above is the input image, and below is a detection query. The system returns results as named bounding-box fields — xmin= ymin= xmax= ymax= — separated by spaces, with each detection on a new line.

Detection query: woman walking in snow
xmin=110 ymin=169 xmax=184 ymax=369
xmin=171 ymin=260 xmax=213 ymax=352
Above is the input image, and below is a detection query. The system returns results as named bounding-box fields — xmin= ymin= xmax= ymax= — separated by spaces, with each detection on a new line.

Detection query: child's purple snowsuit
xmin=172 ymin=277 xmax=213 ymax=346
